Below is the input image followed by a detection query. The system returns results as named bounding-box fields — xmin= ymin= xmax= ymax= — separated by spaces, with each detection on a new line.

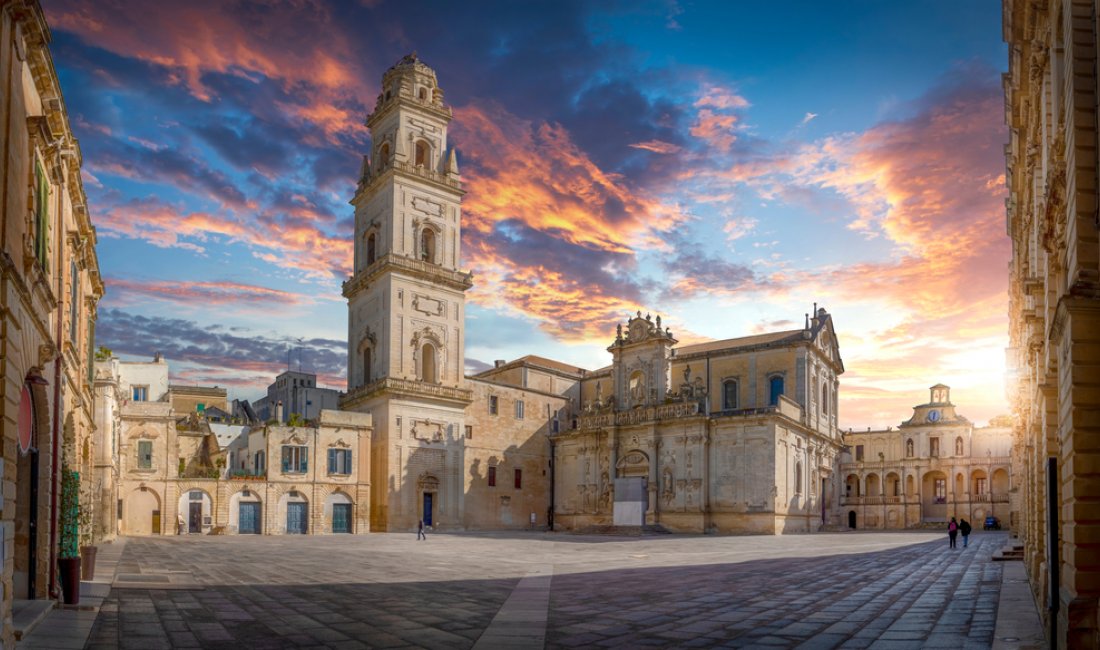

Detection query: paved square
xmin=84 ymin=530 xmax=1009 ymax=649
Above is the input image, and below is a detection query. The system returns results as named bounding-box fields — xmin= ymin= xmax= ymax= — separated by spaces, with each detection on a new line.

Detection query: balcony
xmin=342 ymin=376 xmax=473 ymax=410
xmin=343 ymin=252 xmax=473 ymax=297
xmin=577 ymin=401 xmax=699 ymax=430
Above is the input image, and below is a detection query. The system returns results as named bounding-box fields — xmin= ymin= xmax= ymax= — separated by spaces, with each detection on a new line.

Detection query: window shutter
xmin=328 ymin=448 xmax=336 ymax=474
xmin=344 ymin=451 xmax=353 ymax=474
xmin=303 ymin=447 xmax=308 ymax=472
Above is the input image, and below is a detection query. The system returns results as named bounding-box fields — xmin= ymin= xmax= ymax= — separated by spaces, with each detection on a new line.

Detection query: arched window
xmin=768 ymin=376 xmax=784 ymax=406
xmin=722 ymin=379 xmax=738 ymax=410
xmin=377 ymin=142 xmax=390 ymax=170
xmin=420 ymin=229 xmax=436 ymax=263
xmin=415 ymin=140 xmax=429 ymax=167
xmin=906 ymin=439 xmax=914 ymax=457
xmin=795 ymin=462 xmax=803 ymax=495
xmin=418 ymin=87 xmax=427 ymax=100
xmin=366 ymin=233 xmax=376 ymax=266
xmin=822 ymin=383 xmax=829 ymax=415
xmin=421 ymin=343 xmax=437 ymax=383
xmin=363 ymin=347 xmax=372 ymax=385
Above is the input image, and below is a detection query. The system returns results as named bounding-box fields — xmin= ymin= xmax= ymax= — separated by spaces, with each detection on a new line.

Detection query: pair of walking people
xmin=947 ymin=517 xmax=972 ymax=548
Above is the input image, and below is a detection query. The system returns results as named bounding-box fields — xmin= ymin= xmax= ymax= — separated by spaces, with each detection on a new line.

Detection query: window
xmin=132 ymin=385 xmax=148 ymax=402
xmin=934 ymin=478 xmax=946 ymax=504
xmin=769 ymin=376 xmax=784 ymax=406
xmin=366 ymin=233 xmax=376 ymax=265
xmin=514 ymin=468 xmax=522 ymax=489
xmin=514 ymin=400 xmax=525 ymax=419
xmin=722 ymin=379 xmax=738 ymax=410
xmin=69 ymin=260 xmax=78 ymax=342
xmin=975 ymin=477 xmax=987 ymax=494
xmin=282 ymin=445 xmax=308 ymax=473
xmin=415 ymin=140 xmax=429 ymax=167
xmin=137 ymin=440 xmax=153 ymax=469
xmin=420 ymin=228 xmax=436 ymax=263
xmin=254 ymin=450 xmax=266 ymax=474
xmin=489 ymin=396 xmax=498 ymax=415
xmin=33 ymin=160 xmax=49 ymax=271
xmin=552 ymin=419 xmax=559 ymax=433
xmin=822 ymin=384 xmax=829 ymax=415
xmin=328 ymin=448 xmax=352 ymax=475
xmin=189 ymin=490 xmax=203 ymax=502
xmin=488 ymin=466 xmax=497 ymax=487
xmin=855 ymin=445 xmax=864 ymax=461
xmin=377 ymin=142 xmax=390 ymax=169
xmin=421 ymin=343 xmax=437 ymax=383
xmin=930 ymin=437 xmax=940 ymax=457
xmin=196 ymin=403 xmax=205 ymax=413
xmin=418 ymin=87 xmax=427 ymax=100
xmin=794 ymin=462 xmax=802 ymax=494
xmin=464 ymin=425 xmax=473 ymax=439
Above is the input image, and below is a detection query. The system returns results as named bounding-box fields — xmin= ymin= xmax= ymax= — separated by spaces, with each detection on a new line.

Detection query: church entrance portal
xmin=423 ymin=493 xmax=433 ymax=527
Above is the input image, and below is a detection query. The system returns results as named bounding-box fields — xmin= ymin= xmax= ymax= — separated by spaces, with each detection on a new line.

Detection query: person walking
xmin=948 ymin=517 xmax=958 ymax=549
xmin=960 ymin=518 xmax=972 ymax=548
xmin=417 ymin=519 xmax=427 ymax=541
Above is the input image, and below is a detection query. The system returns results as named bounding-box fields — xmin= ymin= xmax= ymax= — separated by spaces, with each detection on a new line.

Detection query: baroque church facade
xmin=341 ymin=55 xmax=847 ymax=534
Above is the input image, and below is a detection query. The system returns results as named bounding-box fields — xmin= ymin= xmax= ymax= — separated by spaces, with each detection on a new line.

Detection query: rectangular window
xmin=514 ymin=468 xmax=522 ymax=489
xmin=488 ymin=466 xmax=497 ymax=487
xmin=33 ymin=160 xmax=49 ymax=272
xmin=282 ymin=445 xmax=308 ymax=473
xmin=855 ymin=445 xmax=864 ymax=461
xmin=975 ymin=477 xmax=987 ymax=494
xmin=328 ymin=448 xmax=353 ymax=475
xmin=514 ymin=400 xmax=525 ymax=419
xmin=489 ymin=395 xmax=498 ymax=415
xmin=189 ymin=490 xmax=203 ymax=502
xmin=69 ymin=260 xmax=78 ymax=343
xmin=934 ymin=478 xmax=946 ymax=504
xmin=132 ymin=386 xmax=148 ymax=402
xmin=552 ymin=419 xmax=559 ymax=433
xmin=930 ymin=438 xmax=940 ymax=457
xmin=464 ymin=425 xmax=473 ymax=439
xmin=137 ymin=440 xmax=153 ymax=469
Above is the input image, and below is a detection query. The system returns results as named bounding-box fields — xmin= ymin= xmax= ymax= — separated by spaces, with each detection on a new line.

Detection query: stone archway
xmin=418 ymin=473 xmax=440 ymax=528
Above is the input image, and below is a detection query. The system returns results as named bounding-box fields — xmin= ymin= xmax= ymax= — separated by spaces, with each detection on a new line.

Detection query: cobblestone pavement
xmin=85 ymin=530 xmax=1011 ymax=649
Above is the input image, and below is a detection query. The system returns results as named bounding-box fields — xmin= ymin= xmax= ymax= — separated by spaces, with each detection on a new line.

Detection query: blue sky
xmin=46 ymin=0 xmax=1010 ymax=426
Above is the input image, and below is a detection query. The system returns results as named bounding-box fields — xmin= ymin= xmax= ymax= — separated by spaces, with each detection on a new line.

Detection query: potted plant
xmin=58 ymin=466 xmax=81 ymax=604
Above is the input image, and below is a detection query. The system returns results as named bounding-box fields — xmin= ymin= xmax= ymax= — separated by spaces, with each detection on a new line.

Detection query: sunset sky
xmin=46 ymin=1 xmax=1010 ymax=427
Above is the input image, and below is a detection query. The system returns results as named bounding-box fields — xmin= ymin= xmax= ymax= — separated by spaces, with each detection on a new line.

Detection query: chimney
xmin=275 ymin=400 xmax=284 ymax=423
xmin=494 ymin=360 xmax=506 ymax=368
xmin=811 ymin=302 xmax=819 ymax=328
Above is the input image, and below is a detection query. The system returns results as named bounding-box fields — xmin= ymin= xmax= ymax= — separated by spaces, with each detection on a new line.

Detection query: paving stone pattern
xmin=85 ymin=530 xmax=1008 ymax=649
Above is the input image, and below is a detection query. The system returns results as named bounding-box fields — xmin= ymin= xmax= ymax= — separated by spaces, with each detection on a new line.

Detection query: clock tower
xmin=342 ymin=54 xmax=473 ymax=531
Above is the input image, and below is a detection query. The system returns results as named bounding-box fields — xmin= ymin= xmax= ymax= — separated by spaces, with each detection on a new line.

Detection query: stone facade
xmin=1004 ymin=1 xmax=1100 ymax=646
xmin=1 ymin=0 xmax=103 ymax=643
xmin=839 ymin=385 xmax=1012 ymax=530
xmin=552 ymin=310 xmax=845 ymax=534
xmin=97 ymin=357 xmax=373 ymax=537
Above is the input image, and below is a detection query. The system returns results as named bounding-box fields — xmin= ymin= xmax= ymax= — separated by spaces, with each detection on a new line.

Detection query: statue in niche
xmin=599 ymin=471 xmax=610 ymax=510
xmin=662 ymin=467 xmax=675 ymax=506
xmin=683 ymin=364 xmax=691 ymax=384
xmin=595 ymin=381 xmax=603 ymax=407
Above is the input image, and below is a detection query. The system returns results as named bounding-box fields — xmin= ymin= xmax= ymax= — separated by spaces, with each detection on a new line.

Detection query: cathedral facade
xmin=342 ymin=55 xmax=846 ymax=534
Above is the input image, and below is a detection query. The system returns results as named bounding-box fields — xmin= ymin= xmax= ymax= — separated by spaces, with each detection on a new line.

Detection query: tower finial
xmin=446 ymin=148 xmax=459 ymax=176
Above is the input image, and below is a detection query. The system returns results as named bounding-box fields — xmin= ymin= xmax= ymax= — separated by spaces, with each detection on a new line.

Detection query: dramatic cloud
xmin=104 ymin=277 xmax=316 ymax=308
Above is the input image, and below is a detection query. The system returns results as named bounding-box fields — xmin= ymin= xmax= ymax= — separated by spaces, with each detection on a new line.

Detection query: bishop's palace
xmin=67 ymin=55 xmax=1014 ymax=544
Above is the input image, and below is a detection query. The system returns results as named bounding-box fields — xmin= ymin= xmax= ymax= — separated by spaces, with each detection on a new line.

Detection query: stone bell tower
xmin=342 ymin=54 xmax=473 ymax=531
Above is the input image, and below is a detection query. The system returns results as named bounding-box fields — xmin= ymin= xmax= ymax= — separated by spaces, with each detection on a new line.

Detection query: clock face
xmin=927 ymin=409 xmax=941 ymax=422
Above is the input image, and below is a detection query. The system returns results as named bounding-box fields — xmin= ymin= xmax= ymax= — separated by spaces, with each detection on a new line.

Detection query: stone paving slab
xmin=72 ymin=530 xmax=1036 ymax=649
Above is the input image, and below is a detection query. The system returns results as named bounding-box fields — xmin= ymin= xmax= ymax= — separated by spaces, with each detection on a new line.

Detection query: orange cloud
xmin=105 ymin=277 xmax=313 ymax=308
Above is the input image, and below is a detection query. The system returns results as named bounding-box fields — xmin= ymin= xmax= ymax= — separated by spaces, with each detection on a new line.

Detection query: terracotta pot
xmin=80 ymin=545 xmax=97 ymax=580
xmin=58 ymin=557 xmax=81 ymax=605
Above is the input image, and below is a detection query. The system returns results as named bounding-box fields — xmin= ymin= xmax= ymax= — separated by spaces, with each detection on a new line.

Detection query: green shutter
xmin=34 ymin=161 xmax=49 ymax=272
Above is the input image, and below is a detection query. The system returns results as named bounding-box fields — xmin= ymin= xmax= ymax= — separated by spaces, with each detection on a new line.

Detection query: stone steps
xmin=576 ymin=524 xmax=673 ymax=536
xmin=993 ymin=540 xmax=1025 ymax=562
xmin=12 ymin=599 xmax=54 ymax=640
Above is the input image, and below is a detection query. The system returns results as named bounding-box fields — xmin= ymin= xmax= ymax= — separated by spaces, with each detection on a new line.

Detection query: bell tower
xmin=344 ymin=53 xmax=471 ymax=392
xmin=342 ymin=54 xmax=473 ymax=531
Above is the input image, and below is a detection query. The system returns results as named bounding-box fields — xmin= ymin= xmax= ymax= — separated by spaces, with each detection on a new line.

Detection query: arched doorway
xmin=177 ymin=489 xmax=213 ymax=534
xmin=279 ymin=490 xmax=309 ymax=534
xmin=418 ymin=473 xmax=439 ymax=528
xmin=325 ymin=491 xmax=354 ymax=533
xmin=922 ymin=471 xmax=948 ymax=522
xmin=848 ymin=511 xmax=857 ymax=529
xmin=229 ymin=489 xmax=262 ymax=534
xmin=614 ymin=450 xmax=649 ymax=525
xmin=125 ymin=487 xmax=162 ymax=536
xmin=15 ymin=380 xmax=45 ymax=599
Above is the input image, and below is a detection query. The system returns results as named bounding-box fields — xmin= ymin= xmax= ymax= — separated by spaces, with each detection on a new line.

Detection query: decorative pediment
xmin=617 ymin=450 xmax=649 ymax=469
xmin=282 ymin=433 xmax=307 ymax=446
xmin=417 ymin=472 xmax=440 ymax=490
xmin=331 ymin=438 xmax=351 ymax=449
